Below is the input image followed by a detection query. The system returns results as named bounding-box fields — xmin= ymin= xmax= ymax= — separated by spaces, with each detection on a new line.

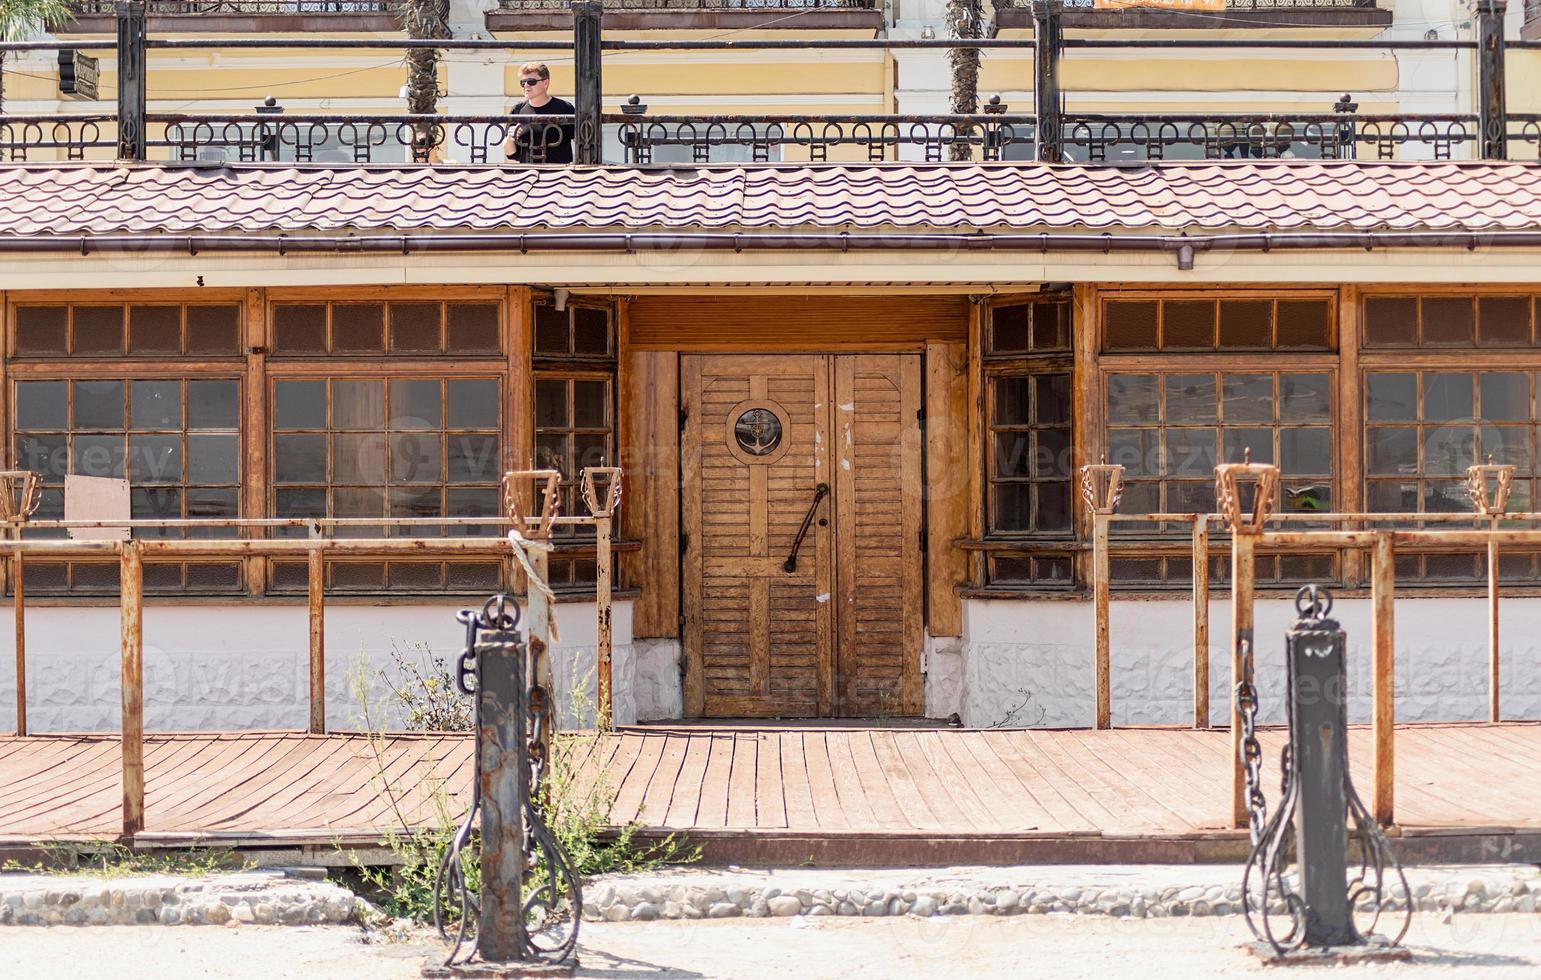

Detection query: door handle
xmin=783 ymin=482 xmax=829 ymax=573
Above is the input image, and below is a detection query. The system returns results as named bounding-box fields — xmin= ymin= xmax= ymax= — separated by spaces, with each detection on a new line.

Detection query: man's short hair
xmin=519 ymin=62 xmax=550 ymax=81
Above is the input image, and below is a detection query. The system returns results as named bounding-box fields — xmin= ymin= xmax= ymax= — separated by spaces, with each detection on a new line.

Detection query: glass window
xmin=1104 ymin=297 xmax=1331 ymax=353
xmin=988 ymin=372 xmax=1073 ymax=535
xmin=1366 ymin=295 xmax=1539 ymax=349
xmin=13 ymin=304 xmax=241 ymax=357
xmin=532 ymin=302 xmax=614 ymax=360
xmin=270 ymin=301 xmax=500 ymax=355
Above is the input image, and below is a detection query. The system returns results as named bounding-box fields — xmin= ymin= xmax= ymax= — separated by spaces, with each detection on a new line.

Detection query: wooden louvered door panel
xmin=683 ymin=353 xmax=923 ymax=719
xmin=833 ymin=354 xmax=923 ymax=716
xmin=683 ymin=355 xmax=834 ymax=717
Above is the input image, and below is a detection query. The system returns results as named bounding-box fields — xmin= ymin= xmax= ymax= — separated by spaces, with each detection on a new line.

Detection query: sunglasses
xmin=519 ymin=77 xmax=546 ymax=88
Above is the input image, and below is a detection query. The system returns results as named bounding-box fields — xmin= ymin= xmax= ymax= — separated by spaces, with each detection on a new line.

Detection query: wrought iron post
xmin=573 ymin=0 xmax=604 ymax=165
xmin=1033 ymin=0 xmax=1063 ymax=163
xmin=115 ymin=1 xmax=147 ymax=162
xmin=1241 ymin=587 xmax=1411 ymax=959
xmin=435 ymin=596 xmax=580 ymax=972
xmin=1477 ymin=0 xmax=1508 ymax=160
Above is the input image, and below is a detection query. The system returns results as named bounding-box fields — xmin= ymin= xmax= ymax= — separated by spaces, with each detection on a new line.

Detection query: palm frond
xmin=0 ymin=0 xmax=73 ymax=42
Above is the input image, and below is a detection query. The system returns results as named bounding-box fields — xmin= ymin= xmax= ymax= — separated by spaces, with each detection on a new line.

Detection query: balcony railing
xmin=496 ymin=0 xmax=874 ymax=7
xmin=998 ymin=0 xmax=1389 ymax=29
xmin=71 ymin=0 xmax=391 ymax=12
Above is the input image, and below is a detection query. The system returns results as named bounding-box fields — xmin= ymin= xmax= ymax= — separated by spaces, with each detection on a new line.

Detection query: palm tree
xmin=394 ymin=0 xmax=450 ymax=160
xmin=1 ymin=0 xmax=73 ymax=114
xmin=944 ymin=0 xmax=1006 ymax=162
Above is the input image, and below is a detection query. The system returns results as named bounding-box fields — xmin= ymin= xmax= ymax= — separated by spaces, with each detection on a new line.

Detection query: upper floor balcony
xmin=999 ymin=0 xmax=1391 ymax=32
xmin=486 ymin=0 xmax=884 ymax=33
xmin=64 ymin=1 xmax=399 ymax=34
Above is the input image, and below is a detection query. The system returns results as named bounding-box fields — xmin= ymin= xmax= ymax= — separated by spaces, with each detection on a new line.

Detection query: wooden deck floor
xmin=3 ymin=724 xmax=1540 ymax=863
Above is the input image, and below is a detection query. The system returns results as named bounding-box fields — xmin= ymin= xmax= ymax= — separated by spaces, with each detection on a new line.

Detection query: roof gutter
xmin=1 ymin=230 xmax=1539 ymax=265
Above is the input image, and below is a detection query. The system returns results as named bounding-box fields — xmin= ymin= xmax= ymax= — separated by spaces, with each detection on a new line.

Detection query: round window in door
xmin=723 ymin=399 xmax=793 ymax=465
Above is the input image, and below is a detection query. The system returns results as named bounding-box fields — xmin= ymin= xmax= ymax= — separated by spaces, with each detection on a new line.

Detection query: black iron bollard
xmin=433 ymin=595 xmax=581 ymax=974
xmin=1240 ymin=586 xmax=1410 ymax=959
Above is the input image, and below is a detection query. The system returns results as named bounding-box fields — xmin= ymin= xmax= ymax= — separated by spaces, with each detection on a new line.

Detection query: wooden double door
xmin=682 ymin=354 xmax=923 ymax=718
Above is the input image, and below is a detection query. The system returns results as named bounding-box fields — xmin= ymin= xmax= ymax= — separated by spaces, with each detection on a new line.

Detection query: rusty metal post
xmin=573 ymin=0 xmax=604 ymax=165
xmin=581 ymin=468 xmax=622 ymax=729
xmin=1192 ymin=514 xmax=1210 ymax=729
xmin=1476 ymin=0 xmax=1509 ymax=161
xmin=1033 ymin=0 xmax=1063 ymax=163
xmin=475 ymin=612 xmax=530 ymax=963
xmin=115 ymin=1 xmax=147 ymax=161
xmin=120 ymin=540 xmax=145 ymax=838
xmin=307 ymin=528 xmax=325 ymax=735
xmin=1371 ymin=532 xmax=1395 ymax=826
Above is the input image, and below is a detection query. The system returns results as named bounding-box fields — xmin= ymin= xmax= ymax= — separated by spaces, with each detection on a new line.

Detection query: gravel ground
xmin=5 ymin=914 xmax=1541 ymax=979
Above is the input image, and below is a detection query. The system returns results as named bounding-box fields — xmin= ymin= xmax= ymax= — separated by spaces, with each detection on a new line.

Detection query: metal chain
xmin=1234 ymin=629 xmax=1268 ymax=846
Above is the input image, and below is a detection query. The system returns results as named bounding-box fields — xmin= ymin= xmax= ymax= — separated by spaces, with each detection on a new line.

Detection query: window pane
xmin=573 ymin=380 xmax=609 ymax=429
xmin=447 ymin=434 xmax=501 ymax=483
xmin=129 ymin=306 xmax=180 ymax=354
xmin=333 ymin=433 xmax=384 ymax=484
xmin=274 ymin=434 xmax=327 ymax=483
xmin=15 ymin=381 xmax=67 ymax=430
xmin=391 ymin=432 xmax=442 ymax=483
xmin=187 ymin=305 xmax=240 ymax=355
xmin=188 ymin=380 xmax=238 ymax=430
xmin=994 ymin=432 xmax=1030 ymax=478
xmin=1367 ymin=479 xmax=1418 ymax=512
xmin=1280 ymin=374 xmax=1331 ymax=422
xmin=1031 ymin=302 xmax=1069 ymax=351
xmin=1367 ymin=374 xmax=1416 ymax=421
xmin=333 ymin=486 xmax=385 ymax=518
xmin=991 ymin=483 xmax=1031 ymax=532
xmin=535 ymin=380 xmax=568 ymax=429
xmin=333 ymin=380 xmax=385 ymax=430
xmin=439 ymin=378 xmax=497 ymax=430
xmin=273 ymin=304 xmax=326 ymax=353
xmin=1107 ymin=375 xmax=1157 ymax=423
xmin=131 ymin=487 xmax=182 ymax=525
xmin=573 ymin=307 xmax=610 ymax=355
xmin=447 ymin=487 xmax=499 ymax=518
xmin=1107 ymin=428 xmax=1158 ymax=477
xmin=1034 ymin=375 xmax=1069 ymax=425
xmin=1104 ymin=301 xmax=1158 ymax=351
xmin=1282 ymin=480 xmax=1331 ymax=513
xmin=1035 ymin=482 xmax=1071 ymax=532
xmin=131 ymin=380 xmax=180 ymax=430
xmin=333 ymin=304 xmax=385 ymax=353
xmin=1365 ymin=297 xmax=1416 ymax=346
xmin=1223 ymin=428 xmax=1273 ymax=465
xmin=72 ymin=435 xmax=125 ymax=479
xmin=1218 ymin=300 xmax=1271 ymax=349
xmin=573 ymin=433 xmax=609 ymax=471
xmin=1423 ymin=373 xmax=1473 ymax=421
xmin=1162 ymin=301 xmax=1213 ymax=350
xmin=389 ymin=485 xmax=441 ymax=518
xmin=130 ymin=435 xmax=182 ymax=483
xmin=1221 ymin=375 xmax=1272 ymax=423
xmin=1479 ymin=373 xmax=1529 ymax=421
xmin=1280 ymin=427 xmax=1331 ymax=474
xmin=1366 ymin=427 xmax=1418 ymax=475
xmin=1422 ymin=297 xmax=1475 ymax=346
xmin=534 ymin=305 xmax=569 ymax=355
xmin=390 ymin=379 xmax=441 ymax=430
xmin=1275 ymin=300 xmax=1331 ymax=349
xmin=73 ymin=380 xmax=124 ymax=429
xmin=1165 ymin=374 xmax=1216 ymax=423
xmin=535 ymin=433 xmax=568 ymax=473
xmin=274 ymin=380 xmax=326 ymax=429
xmin=991 ymin=304 xmax=1029 ymax=353
xmin=1423 ymin=427 xmax=1475 ymax=476
xmin=1168 ymin=480 xmax=1214 ymax=514
xmin=73 ymin=306 xmax=124 ymax=354
xmin=1034 ymin=429 xmax=1071 ymax=479
xmin=17 ymin=434 xmax=66 ymax=479
xmin=1478 ymin=297 xmax=1531 ymax=347
xmin=1479 ymin=425 xmax=1533 ymax=474
xmin=994 ymin=377 xmax=1031 ymax=426
xmin=276 ymin=487 xmax=325 ymax=518
xmin=1165 ymin=428 xmax=1216 ymax=476
xmin=15 ymin=307 xmax=67 ymax=354
xmin=186 ymin=487 xmax=238 ymax=520
xmin=188 ymin=435 xmax=239 ymax=484
xmin=390 ymin=303 xmax=440 ymax=352
xmin=448 ymin=303 xmax=500 ymax=352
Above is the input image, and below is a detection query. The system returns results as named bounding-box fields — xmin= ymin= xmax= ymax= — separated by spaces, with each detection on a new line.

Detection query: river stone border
xmin=0 ymin=869 xmax=366 ymax=927
xmin=581 ymin=866 xmax=1541 ymax=923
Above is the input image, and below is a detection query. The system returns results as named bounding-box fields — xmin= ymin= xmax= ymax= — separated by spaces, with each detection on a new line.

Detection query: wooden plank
xmin=1069 ymin=731 xmax=1213 ymax=832
xmin=724 ymin=733 xmax=758 ymax=829
xmin=778 ymin=731 xmax=818 ymax=831
xmin=753 ymin=732 xmax=786 ymax=829
xmin=799 ymin=731 xmax=849 ymax=830
xmin=1230 ymin=531 xmax=1255 ymax=829
xmin=608 ymin=733 xmax=667 ymax=826
xmin=681 ymin=359 xmax=705 ymax=717
xmin=843 ymin=730 xmax=908 ymax=830
xmin=634 ymin=733 xmax=691 ymax=829
xmin=952 ymin=731 xmax=1059 ymax=832
xmin=965 ymin=300 xmax=986 ymax=587
xmin=924 ymin=340 xmax=970 ymax=637
xmin=1021 ymin=729 xmax=1161 ymax=834
xmin=1192 ymin=516 xmax=1210 ymax=728
xmin=307 ymin=547 xmax=325 ymax=734
xmin=1071 ymin=284 xmax=1100 ymax=589
xmin=1093 ymin=512 xmax=1111 ymax=730
xmin=906 ymin=730 xmax=991 ymax=832
xmin=1371 ymin=533 xmax=1395 ymax=825
xmin=242 ymin=287 xmax=268 ymax=597
xmin=506 ymin=286 xmax=534 ymax=593
xmin=1336 ymin=284 xmax=1363 ymax=587
xmin=627 ymin=296 xmax=967 ymax=351
xmin=622 ymin=350 xmax=681 ymax=639
xmin=823 ymin=731 xmax=880 ymax=829
xmin=692 ymin=733 xmax=733 ymax=829
xmin=662 ymin=733 xmax=711 ymax=829
xmin=866 ymin=730 xmax=938 ymax=831
xmin=120 ymin=542 xmax=144 ymax=837
xmin=977 ymin=730 xmax=1098 ymax=834
xmin=897 ymin=355 xmax=925 ymax=715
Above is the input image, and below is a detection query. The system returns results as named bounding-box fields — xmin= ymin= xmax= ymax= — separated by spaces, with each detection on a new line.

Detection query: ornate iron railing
xmin=70 ymin=0 xmax=392 ymax=14
xmin=495 ymin=0 xmax=873 ymax=8
xmin=1041 ymin=0 xmax=1378 ymax=8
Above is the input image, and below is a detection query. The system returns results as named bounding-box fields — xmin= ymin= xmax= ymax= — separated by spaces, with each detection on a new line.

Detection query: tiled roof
xmin=2 ymin=160 xmax=1540 ymax=237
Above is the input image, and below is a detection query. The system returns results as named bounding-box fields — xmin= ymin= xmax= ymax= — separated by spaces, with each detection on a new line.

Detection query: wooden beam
xmin=924 ymin=340 xmax=969 ymax=637
xmin=1371 ymin=532 xmax=1395 ymax=827
xmin=11 ymin=549 xmax=23 ymax=737
xmin=620 ymin=346 xmax=681 ymax=640
xmin=120 ymin=541 xmax=145 ymax=839
xmin=1192 ymin=514 xmax=1209 ymax=730
xmin=1093 ymin=511 xmax=1111 ymax=730
xmin=507 ymin=286 xmax=534 ymax=593
xmin=1230 ymin=531 xmax=1255 ymax=830
xmin=965 ymin=300 xmax=986 ymax=588
xmin=1489 ymin=522 xmax=1501 ymax=723
xmin=1336 ymin=285 xmax=1364 ymax=587
xmin=242 ymin=288 xmax=269 ymax=597
xmin=307 ymin=542 xmax=325 ymax=735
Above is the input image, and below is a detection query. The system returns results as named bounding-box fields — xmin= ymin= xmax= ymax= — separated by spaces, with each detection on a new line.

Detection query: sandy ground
xmin=3 ymin=914 xmax=1541 ymax=979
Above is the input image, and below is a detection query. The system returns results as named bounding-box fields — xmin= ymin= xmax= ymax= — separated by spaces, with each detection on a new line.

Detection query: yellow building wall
xmin=979 ymin=54 xmax=1398 ymax=95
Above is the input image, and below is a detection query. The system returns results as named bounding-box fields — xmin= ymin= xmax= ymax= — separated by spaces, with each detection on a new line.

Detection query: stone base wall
xmin=0 ymin=600 xmax=632 ymax=733
xmin=951 ymin=596 xmax=1541 ymax=728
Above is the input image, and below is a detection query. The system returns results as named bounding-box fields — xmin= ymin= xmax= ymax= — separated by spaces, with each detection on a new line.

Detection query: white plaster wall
xmin=0 ymin=600 xmax=632 ymax=734
xmin=923 ymin=632 xmax=965 ymax=721
xmin=960 ymin=596 xmax=1541 ymax=729
xmin=629 ymin=638 xmax=684 ymax=722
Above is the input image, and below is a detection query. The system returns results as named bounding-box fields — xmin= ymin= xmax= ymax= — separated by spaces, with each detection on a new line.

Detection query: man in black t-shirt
xmin=503 ymin=62 xmax=575 ymax=165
